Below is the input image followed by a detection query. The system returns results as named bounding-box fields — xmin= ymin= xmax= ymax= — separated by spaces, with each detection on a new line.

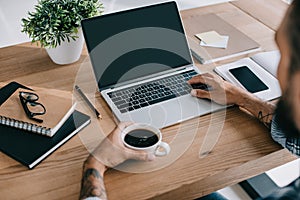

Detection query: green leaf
xmin=21 ymin=0 xmax=103 ymax=47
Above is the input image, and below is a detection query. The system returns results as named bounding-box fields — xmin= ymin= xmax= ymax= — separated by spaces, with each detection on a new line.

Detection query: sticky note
xmin=195 ymin=31 xmax=224 ymax=45
xmin=200 ymin=35 xmax=229 ymax=49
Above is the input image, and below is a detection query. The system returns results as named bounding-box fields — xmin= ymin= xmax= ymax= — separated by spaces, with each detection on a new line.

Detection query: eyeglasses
xmin=19 ymin=91 xmax=46 ymax=123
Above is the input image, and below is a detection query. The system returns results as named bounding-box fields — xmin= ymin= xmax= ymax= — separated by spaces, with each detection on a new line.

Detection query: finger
xmin=190 ymin=89 xmax=210 ymax=99
xmin=190 ymin=72 xmax=214 ymax=80
xmin=187 ymin=75 xmax=204 ymax=84
xmin=109 ymin=122 xmax=134 ymax=143
xmin=126 ymin=148 xmax=156 ymax=161
xmin=188 ymin=74 xmax=215 ymax=86
xmin=187 ymin=72 xmax=218 ymax=83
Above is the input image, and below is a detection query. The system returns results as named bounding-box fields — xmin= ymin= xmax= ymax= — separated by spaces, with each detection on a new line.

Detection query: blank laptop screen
xmin=81 ymin=2 xmax=193 ymax=89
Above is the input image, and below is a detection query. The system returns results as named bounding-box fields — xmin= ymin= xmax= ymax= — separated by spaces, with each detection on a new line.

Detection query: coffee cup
xmin=121 ymin=123 xmax=170 ymax=156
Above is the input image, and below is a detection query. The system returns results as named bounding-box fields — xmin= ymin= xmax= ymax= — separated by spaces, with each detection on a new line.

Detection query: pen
xmin=75 ymin=85 xmax=102 ymax=119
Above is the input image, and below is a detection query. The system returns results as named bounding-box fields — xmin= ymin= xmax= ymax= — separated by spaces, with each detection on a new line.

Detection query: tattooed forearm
xmin=79 ymin=168 xmax=107 ymax=200
xmin=258 ymin=111 xmax=274 ymax=130
xmin=238 ymin=93 xmax=275 ymax=130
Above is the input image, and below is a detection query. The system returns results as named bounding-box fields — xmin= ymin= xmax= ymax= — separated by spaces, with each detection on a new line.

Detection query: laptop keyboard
xmin=107 ymin=70 xmax=208 ymax=113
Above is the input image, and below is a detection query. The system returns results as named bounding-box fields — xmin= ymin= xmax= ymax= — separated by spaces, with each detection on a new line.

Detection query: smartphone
xmin=229 ymin=66 xmax=268 ymax=93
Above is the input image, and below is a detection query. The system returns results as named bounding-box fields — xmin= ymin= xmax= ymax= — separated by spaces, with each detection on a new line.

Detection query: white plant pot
xmin=46 ymin=28 xmax=84 ymax=65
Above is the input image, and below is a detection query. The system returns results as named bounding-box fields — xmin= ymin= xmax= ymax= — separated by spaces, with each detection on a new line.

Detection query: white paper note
xmin=196 ymin=31 xmax=229 ymax=49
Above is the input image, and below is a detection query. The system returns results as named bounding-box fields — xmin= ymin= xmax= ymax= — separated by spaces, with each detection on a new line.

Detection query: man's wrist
xmin=233 ymin=89 xmax=275 ymax=129
xmin=230 ymin=85 xmax=255 ymax=108
xmin=83 ymin=155 xmax=108 ymax=176
xmin=80 ymin=155 xmax=108 ymax=200
xmin=236 ymin=91 xmax=257 ymax=109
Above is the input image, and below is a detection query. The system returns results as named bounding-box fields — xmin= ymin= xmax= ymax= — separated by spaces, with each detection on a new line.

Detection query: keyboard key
xmin=188 ymin=71 xmax=198 ymax=76
xmin=133 ymin=105 xmax=140 ymax=109
xmin=177 ymin=87 xmax=183 ymax=92
xmin=132 ymin=100 xmax=139 ymax=105
xmin=164 ymin=91 xmax=172 ymax=96
xmin=152 ymin=95 xmax=158 ymax=99
xmin=139 ymin=94 xmax=146 ymax=98
xmin=111 ymin=96 xmax=122 ymax=102
xmin=184 ymin=86 xmax=191 ymax=90
xmin=158 ymin=89 xmax=164 ymax=93
xmin=115 ymin=92 xmax=123 ymax=96
xmin=139 ymin=99 xmax=146 ymax=103
xmin=114 ymin=99 xmax=126 ymax=105
xmin=140 ymin=102 xmax=149 ymax=107
xmin=131 ymin=96 xmax=139 ymax=100
xmin=120 ymin=108 xmax=127 ymax=113
xmin=128 ymin=107 xmax=134 ymax=111
xmin=128 ymin=88 xmax=135 ymax=94
xmin=134 ymin=91 xmax=141 ymax=96
xmin=145 ymin=97 xmax=152 ymax=101
xmin=117 ymin=103 xmax=128 ymax=109
xmin=175 ymin=84 xmax=182 ymax=89
xmin=158 ymin=93 xmax=165 ymax=98
xmin=179 ymin=91 xmax=188 ymax=95
xmin=108 ymin=93 xmax=117 ymax=98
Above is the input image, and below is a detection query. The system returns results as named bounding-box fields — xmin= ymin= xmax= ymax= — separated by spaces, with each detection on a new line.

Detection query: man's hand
xmin=92 ymin=122 xmax=156 ymax=168
xmin=188 ymin=73 xmax=275 ymax=129
xmin=188 ymin=73 xmax=248 ymax=105
xmin=79 ymin=122 xmax=155 ymax=200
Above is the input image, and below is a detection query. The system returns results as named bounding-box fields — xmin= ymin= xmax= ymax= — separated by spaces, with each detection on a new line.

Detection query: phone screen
xmin=229 ymin=66 xmax=268 ymax=93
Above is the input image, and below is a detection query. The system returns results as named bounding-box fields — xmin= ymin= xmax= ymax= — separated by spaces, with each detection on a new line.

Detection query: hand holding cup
xmin=121 ymin=123 xmax=170 ymax=157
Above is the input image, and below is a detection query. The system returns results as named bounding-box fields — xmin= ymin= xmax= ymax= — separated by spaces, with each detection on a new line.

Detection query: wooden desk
xmin=0 ymin=1 xmax=296 ymax=199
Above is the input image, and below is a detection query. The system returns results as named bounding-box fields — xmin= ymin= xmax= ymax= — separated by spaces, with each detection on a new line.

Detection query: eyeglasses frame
xmin=19 ymin=91 xmax=46 ymax=123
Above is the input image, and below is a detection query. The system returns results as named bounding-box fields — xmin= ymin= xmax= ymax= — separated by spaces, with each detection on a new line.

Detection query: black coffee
xmin=124 ymin=129 xmax=159 ymax=148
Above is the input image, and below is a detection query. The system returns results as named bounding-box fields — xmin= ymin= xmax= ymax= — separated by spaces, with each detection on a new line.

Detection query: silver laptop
xmin=81 ymin=1 xmax=225 ymax=128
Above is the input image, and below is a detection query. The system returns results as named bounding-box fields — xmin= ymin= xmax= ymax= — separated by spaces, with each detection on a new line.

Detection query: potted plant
xmin=21 ymin=0 xmax=103 ymax=65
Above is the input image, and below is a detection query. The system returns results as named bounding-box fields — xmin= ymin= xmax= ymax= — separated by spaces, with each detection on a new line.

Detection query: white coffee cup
xmin=121 ymin=123 xmax=170 ymax=156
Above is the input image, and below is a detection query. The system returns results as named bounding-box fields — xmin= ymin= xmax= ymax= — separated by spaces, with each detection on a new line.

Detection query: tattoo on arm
xmin=258 ymin=111 xmax=273 ymax=130
xmin=79 ymin=168 xmax=107 ymax=200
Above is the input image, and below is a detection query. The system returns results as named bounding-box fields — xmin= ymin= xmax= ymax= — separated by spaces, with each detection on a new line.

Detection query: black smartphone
xmin=229 ymin=66 xmax=268 ymax=93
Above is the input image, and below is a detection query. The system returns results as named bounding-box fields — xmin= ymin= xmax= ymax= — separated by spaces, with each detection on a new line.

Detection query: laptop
xmin=81 ymin=1 xmax=225 ymax=128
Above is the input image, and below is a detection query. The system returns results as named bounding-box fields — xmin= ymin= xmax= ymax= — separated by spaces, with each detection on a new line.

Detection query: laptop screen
xmin=82 ymin=1 xmax=193 ymax=90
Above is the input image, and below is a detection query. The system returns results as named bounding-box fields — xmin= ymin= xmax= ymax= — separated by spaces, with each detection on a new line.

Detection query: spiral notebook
xmin=0 ymin=110 xmax=91 ymax=169
xmin=0 ymin=82 xmax=76 ymax=137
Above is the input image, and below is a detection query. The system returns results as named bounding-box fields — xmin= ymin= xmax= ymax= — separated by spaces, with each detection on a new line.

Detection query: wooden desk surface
xmin=0 ymin=1 xmax=296 ymax=200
